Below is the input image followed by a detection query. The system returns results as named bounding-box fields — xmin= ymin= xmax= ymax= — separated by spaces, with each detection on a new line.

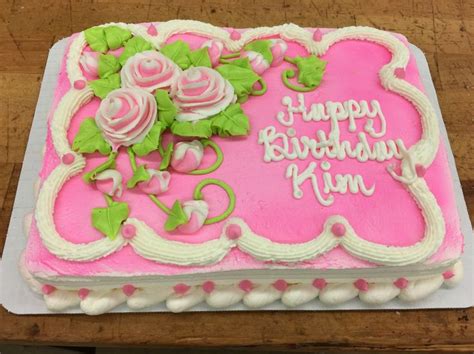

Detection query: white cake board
xmin=0 ymin=39 xmax=473 ymax=314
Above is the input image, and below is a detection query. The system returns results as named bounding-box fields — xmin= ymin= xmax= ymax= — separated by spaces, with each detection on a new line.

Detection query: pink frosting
xmin=121 ymin=224 xmax=136 ymax=239
xmin=270 ymin=39 xmax=288 ymax=67
xmin=238 ymin=280 xmax=253 ymax=292
xmin=272 ymin=279 xmax=288 ymax=291
xmin=121 ymin=50 xmax=181 ymax=93
xmin=202 ymin=280 xmax=215 ymax=293
xmin=41 ymin=284 xmax=56 ymax=295
xmin=201 ymin=40 xmax=224 ymax=67
xmin=147 ymin=23 xmax=158 ymax=36
xmin=24 ymin=31 xmax=464 ymax=282
xmin=393 ymin=278 xmax=409 ymax=289
xmin=138 ymin=170 xmax=170 ymax=195
xmin=61 ymin=153 xmax=75 ymax=165
xmin=122 ymin=284 xmax=136 ymax=296
xmin=244 ymin=51 xmax=270 ymax=75
xmin=225 ymin=224 xmax=242 ymax=240
xmin=74 ymin=80 xmax=86 ymax=90
xmin=443 ymin=270 xmax=455 ymax=279
xmin=171 ymin=67 xmax=235 ymax=122
xmin=173 ymin=283 xmax=191 ymax=294
xmin=78 ymin=288 xmax=90 ymax=299
xmin=313 ymin=29 xmax=323 ymax=42
xmin=312 ymin=278 xmax=327 ymax=289
xmin=354 ymin=279 xmax=369 ymax=291
xmin=95 ymin=87 xmax=156 ymax=150
xmin=230 ymin=30 xmax=241 ymax=40
xmin=331 ymin=223 xmax=346 ymax=237
xmin=79 ymin=51 xmax=99 ymax=78
xmin=171 ymin=140 xmax=204 ymax=173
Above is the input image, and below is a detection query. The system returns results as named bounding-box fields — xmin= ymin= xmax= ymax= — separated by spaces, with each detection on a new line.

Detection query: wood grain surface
xmin=0 ymin=0 xmax=473 ymax=350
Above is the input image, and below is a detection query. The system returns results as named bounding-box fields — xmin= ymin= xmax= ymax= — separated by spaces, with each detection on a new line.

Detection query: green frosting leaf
xmin=84 ymin=27 xmax=108 ymax=52
xmin=92 ymin=201 xmax=129 ymax=240
xmin=216 ymin=64 xmax=260 ymax=98
xmin=188 ymin=47 xmax=212 ymax=68
xmin=244 ymin=40 xmax=273 ymax=64
xmin=104 ymin=26 xmax=132 ymax=50
xmin=98 ymin=54 xmax=121 ymax=79
xmin=160 ymin=40 xmax=191 ymax=69
xmin=159 ymin=142 xmax=174 ymax=171
xmin=211 ymin=104 xmax=250 ymax=137
xmin=294 ymin=55 xmax=327 ymax=88
xmin=131 ymin=121 xmax=163 ymax=157
xmin=170 ymin=119 xmax=212 ymax=138
xmin=119 ymin=36 xmax=153 ymax=65
xmin=164 ymin=200 xmax=188 ymax=231
xmin=89 ymin=73 xmax=121 ymax=99
xmin=126 ymin=165 xmax=150 ymax=188
xmin=228 ymin=57 xmax=253 ymax=70
xmin=72 ymin=118 xmax=111 ymax=155
xmin=155 ymin=89 xmax=178 ymax=128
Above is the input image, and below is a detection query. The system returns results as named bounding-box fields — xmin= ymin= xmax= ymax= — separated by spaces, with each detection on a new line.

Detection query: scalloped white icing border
xmin=35 ymin=20 xmax=446 ymax=267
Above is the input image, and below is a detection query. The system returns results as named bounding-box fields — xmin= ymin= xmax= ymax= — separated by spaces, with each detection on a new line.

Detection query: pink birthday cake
xmin=21 ymin=20 xmax=464 ymax=314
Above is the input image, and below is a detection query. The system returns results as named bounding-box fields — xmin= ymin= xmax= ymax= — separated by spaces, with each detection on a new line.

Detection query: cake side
xmin=22 ymin=21 xmax=464 ymax=314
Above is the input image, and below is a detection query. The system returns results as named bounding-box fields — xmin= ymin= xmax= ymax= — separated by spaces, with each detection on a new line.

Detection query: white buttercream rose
xmin=171 ymin=67 xmax=235 ymax=122
xmin=121 ymin=50 xmax=181 ymax=93
xmin=95 ymin=88 xmax=157 ymax=150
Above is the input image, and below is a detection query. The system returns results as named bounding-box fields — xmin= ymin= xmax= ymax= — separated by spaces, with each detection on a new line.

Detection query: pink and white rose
xmin=269 ymin=39 xmax=288 ymax=67
xmin=171 ymin=67 xmax=235 ymax=122
xmin=138 ymin=169 xmax=171 ymax=195
xmin=79 ymin=51 xmax=99 ymax=78
xmin=121 ymin=50 xmax=181 ymax=93
xmin=177 ymin=200 xmax=209 ymax=234
xmin=201 ymin=40 xmax=224 ymax=67
xmin=95 ymin=88 xmax=157 ymax=150
xmin=171 ymin=140 xmax=204 ymax=173
xmin=243 ymin=51 xmax=270 ymax=75
xmin=95 ymin=169 xmax=123 ymax=197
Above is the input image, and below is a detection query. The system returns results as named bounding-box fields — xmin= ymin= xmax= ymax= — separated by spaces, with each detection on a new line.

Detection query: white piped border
xmin=34 ymin=21 xmax=446 ymax=267
xmin=32 ymin=260 xmax=463 ymax=314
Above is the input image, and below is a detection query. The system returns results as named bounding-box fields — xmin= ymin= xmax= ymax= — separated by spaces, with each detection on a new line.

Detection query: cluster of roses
xmin=77 ymin=36 xmax=288 ymax=234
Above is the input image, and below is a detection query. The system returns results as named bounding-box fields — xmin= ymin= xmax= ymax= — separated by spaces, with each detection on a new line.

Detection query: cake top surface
xmin=25 ymin=21 xmax=463 ymax=278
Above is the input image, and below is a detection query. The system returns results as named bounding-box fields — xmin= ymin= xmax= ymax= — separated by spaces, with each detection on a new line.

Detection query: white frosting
xmin=32 ymin=261 xmax=462 ymax=314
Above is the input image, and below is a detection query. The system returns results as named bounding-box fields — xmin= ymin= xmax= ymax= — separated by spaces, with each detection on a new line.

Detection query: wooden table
xmin=1 ymin=0 xmax=473 ymax=351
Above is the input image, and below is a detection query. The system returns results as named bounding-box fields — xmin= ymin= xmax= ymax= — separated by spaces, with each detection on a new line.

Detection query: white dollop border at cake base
xmin=22 ymin=256 xmax=462 ymax=314
xmin=35 ymin=21 xmax=445 ymax=266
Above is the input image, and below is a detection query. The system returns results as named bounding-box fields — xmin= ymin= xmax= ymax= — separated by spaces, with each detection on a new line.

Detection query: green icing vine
xmin=83 ymin=151 xmax=118 ymax=183
xmin=189 ymin=140 xmax=223 ymax=175
xmin=193 ymin=178 xmax=236 ymax=225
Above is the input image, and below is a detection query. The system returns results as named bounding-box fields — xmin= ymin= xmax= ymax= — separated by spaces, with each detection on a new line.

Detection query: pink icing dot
xmin=226 ymin=224 xmax=242 ymax=240
xmin=443 ymin=270 xmax=455 ymax=280
xmin=354 ymin=279 xmax=369 ymax=292
xmin=174 ymin=283 xmax=191 ymax=295
xmin=202 ymin=281 xmax=215 ymax=294
xmin=147 ymin=23 xmax=158 ymax=36
xmin=122 ymin=224 xmax=136 ymax=239
xmin=78 ymin=288 xmax=90 ymax=300
xmin=238 ymin=280 xmax=253 ymax=293
xmin=331 ymin=223 xmax=346 ymax=237
xmin=415 ymin=164 xmax=426 ymax=177
xmin=272 ymin=279 xmax=288 ymax=292
xmin=230 ymin=30 xmax=241 ymax=40
xmin=122 ymin=284 xmax=136 ymax=296
xmin=313 ymin=29 xmax=323 ymax=42
xmin=393 ymin=278 xmax=409 ymax=289
xmin=395 ymin=68 xmax=405 ymax=79
xmin=61 ymin=153 xmax=75 ymax=165
xmin=312 ymin=278 xmax=327 ymax=290
xmin=41 ymin=284 xmax=56 ymax=295
xmin=74 ymin=80 xmax=86 ymax=90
